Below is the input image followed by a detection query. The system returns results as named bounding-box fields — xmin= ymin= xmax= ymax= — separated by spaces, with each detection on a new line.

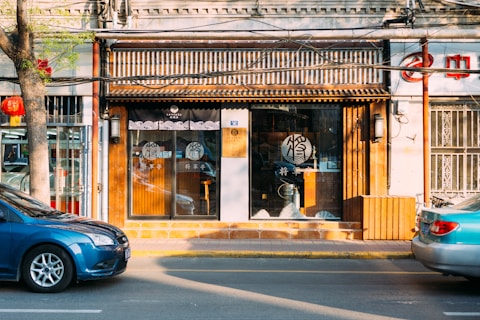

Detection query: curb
xmin=132 ymin=250 xmax=413 ymax=259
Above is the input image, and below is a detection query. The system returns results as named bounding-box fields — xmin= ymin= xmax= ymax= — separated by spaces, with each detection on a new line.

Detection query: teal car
xmin=411 ymin=195 xmax=480 ymax=280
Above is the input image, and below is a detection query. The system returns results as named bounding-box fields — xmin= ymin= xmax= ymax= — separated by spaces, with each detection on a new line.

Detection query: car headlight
xmin=86 ymin=233 xmax=115 ymax=246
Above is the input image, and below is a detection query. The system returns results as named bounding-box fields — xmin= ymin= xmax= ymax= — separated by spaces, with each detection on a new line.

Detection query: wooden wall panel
xmin=108 ymin=105 xmax=128 ymax=227
xmin=342 ymin=101 xmax=388 ymax=221
xmin=343 ymin=104 xmax=368 ymax=201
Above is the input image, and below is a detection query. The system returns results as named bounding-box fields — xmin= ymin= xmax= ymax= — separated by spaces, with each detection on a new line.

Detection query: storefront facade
xmin=0 ymin=45 xmax=93 ymax=217
xmin=389 ymin=41 xmax=480 ymax=205
xmin=104 ymin=41 xmax=390 ymax=226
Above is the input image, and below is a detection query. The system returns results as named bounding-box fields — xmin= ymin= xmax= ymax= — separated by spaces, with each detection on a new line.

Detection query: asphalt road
xmin=0 ymin=257 xmax=479 ymax=320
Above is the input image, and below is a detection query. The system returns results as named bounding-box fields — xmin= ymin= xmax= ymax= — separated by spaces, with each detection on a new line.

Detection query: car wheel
xmin=22 ymin=245 xmax=74 ymax=293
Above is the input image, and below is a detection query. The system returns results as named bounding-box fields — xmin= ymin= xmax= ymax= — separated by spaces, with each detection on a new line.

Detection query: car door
xmin=0 ymin=205 xmax=13 ymax=277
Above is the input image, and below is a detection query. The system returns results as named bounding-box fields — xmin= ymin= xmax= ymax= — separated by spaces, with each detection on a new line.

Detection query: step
xmin=123 ymin=220 xmax=363 ymax=240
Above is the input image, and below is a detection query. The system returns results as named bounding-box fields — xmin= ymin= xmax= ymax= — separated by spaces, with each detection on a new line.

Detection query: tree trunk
xmin=17 ymin=67 xmax=50 ymax=204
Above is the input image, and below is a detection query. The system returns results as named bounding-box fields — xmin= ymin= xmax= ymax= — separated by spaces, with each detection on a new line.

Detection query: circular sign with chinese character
xmin=281 ymin=134 xmax=312 ymax=165
xmin=185 ymin=142 xmax=204 ymax=161
xmin=142 ymin=142 xmax=161 ymax=160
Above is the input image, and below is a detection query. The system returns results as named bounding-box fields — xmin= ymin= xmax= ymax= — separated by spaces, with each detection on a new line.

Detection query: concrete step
xmin=124 ymin=220 xmax=363 ymax=240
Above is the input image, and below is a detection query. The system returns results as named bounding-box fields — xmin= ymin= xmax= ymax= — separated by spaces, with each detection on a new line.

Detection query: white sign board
xmin=390 ymin=41 xmax=480 ymax=96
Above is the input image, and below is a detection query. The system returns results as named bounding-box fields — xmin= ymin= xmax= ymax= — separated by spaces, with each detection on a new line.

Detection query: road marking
xmin=444 ymin=312 xmax=480 ymax=317
xmin=163 ymin=269 xmax=436 ymax=275
xmin=0 ymin=309 xmax=102 ymax=314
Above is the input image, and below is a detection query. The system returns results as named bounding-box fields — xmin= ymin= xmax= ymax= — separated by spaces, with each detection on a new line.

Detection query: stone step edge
xmin=124 ymin=221 xmax=362 ymax=228
xmin=124 ymin=228 xmax=363 ymax=240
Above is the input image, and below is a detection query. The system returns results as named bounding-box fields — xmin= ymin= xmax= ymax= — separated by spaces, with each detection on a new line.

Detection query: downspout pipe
xmin=383 ymin=39 xmax=392 ymax=191
xmin=125 ymin=0 xmax=132 ymax=29
xmin=92 ymin=41 xmax=100 ymax=220
xmin=100 ymin=39 xmax=110 ymax=222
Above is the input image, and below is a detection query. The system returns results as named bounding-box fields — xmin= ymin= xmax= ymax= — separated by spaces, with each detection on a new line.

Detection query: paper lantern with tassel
xmin=1 ymin=96 xmax=25 ymax=126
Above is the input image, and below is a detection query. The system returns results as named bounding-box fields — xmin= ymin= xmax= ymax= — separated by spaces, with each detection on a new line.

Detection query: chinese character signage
xmin=391 ymin=42 xmax=479 ymax=96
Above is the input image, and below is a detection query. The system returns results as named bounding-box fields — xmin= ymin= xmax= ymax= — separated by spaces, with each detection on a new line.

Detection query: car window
xmin=0 ymin=187 xmax=61 ymax=218
xmin=0 ymin=203 xmax=23 ymax=223
xmin=451 ymin=195 xmax=480 ymax=211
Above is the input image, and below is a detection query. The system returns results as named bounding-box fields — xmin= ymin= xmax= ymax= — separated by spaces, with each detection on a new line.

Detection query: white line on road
xmin=444 ymin=312 xmax=480 ymax=317
xmin=0 ymin=309 xmax=102 ymax=314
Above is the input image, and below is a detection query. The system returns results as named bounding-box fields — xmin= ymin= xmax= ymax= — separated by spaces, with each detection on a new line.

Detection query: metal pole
xmin=421 ymin=37 xmax=430 ymax=207
xmin=92 ymin=41 xmax=100 ymax=219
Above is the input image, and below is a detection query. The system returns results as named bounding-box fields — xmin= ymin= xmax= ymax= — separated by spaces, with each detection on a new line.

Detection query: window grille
xmin=0 ymin=96 xmax=83 ymax=126
xmin=431 ymin=103 xmax=480 ymax=200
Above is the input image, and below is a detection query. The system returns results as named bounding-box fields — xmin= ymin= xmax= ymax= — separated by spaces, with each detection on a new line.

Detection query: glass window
xmin=129 ymin=130 xmax=219 ymax=218
xmin=0 ymin=127 xmax=85 ymax=216
xmin=251 ymin=104 xmax=342 ymax=220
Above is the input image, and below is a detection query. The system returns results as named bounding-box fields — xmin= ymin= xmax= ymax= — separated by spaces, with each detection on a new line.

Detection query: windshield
xmin=0 ymin=186 xmax=63 ymax=218
xmin=451 ymin=194 xmax=480 ymax=211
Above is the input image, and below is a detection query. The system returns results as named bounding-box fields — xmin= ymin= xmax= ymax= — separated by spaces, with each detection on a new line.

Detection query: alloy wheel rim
xmin=30 ymin=253 xmax=65 ymax=288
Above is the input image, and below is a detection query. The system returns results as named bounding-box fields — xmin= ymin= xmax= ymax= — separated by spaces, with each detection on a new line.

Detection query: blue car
xmin=411 ymin=195 xmax=480 ymax=280
xmin=0 ymin=183 xmax=130 ymax=292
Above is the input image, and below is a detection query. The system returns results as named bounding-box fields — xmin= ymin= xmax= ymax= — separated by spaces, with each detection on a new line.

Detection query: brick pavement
xmin=129 ymin=238 xmax=413 ymax=259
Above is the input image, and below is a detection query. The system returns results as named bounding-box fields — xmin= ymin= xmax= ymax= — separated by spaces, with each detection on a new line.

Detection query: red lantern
xmin=1 ymin=96 xmax=25 ymax=126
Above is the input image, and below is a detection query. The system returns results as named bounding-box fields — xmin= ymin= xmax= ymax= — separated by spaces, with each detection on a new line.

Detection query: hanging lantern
xmin=1 ymin=96 xmax=25 ymax=126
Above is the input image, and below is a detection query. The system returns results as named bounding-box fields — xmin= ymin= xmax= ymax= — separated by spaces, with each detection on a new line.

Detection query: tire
xmin=22 ymin=245 xmax=74 ymax=293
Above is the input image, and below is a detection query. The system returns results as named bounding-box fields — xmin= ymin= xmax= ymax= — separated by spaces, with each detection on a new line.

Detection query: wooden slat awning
xmin=107 ymin=88 xmax=390 ymax=103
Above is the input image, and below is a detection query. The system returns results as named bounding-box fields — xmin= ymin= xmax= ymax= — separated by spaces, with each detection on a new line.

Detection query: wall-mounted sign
xmin=391 ymin=42 xmax=480 ymax=96
xmin=222 ymin=128 xmax=247 ymax=158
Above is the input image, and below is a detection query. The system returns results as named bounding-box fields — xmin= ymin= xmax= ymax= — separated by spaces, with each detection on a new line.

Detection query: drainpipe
xmin=384 ymin=39 xmax=392 ymax=191
xmin=101 ymin=115 xmax=109 ymax=222
xmin=112 ymin=0 xmax=118 ymax=28
xmin=92 ymin=41 xmax=100 ymax=219
xmin=125 ymin=0 xmax=132 ymax=29
xmin=100 ymin=40 xmax=110 ymax=222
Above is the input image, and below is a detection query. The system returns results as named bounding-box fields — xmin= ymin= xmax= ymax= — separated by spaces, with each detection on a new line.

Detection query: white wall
xmin=219 ymin=108 xmax=250 ymax=221
xmin=389 ymin=41 xmax=480 ymax=202
xmin=0 ymin=44 xmax=92 ymax=96
xmin=388 ymin=99 xmax=424 ymax=201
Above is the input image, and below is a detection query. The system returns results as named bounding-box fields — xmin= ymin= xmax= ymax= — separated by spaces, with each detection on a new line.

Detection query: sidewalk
xmin=130 ymin=238 xmax=413 ymax=259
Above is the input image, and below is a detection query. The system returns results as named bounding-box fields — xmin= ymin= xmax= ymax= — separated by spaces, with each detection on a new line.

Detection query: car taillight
xmin=430 ymin=220 xmax=459 ymax=236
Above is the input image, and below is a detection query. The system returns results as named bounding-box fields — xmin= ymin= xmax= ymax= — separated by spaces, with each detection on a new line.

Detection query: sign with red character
xmin=391 ymin=42 xmax=479 ymax=96
xmin=445 ymin=55 xmax=470 ymax=80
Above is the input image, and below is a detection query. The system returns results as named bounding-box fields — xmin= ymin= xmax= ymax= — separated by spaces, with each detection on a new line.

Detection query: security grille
xmin=0 ymin=96 xmax=84 ymax=126
xmin=431 ymin=102 xmax=480 ymax=200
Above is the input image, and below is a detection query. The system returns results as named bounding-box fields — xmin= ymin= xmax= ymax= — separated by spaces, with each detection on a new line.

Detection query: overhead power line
xmin=0 ymin=61 xmax=478 ymax=87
